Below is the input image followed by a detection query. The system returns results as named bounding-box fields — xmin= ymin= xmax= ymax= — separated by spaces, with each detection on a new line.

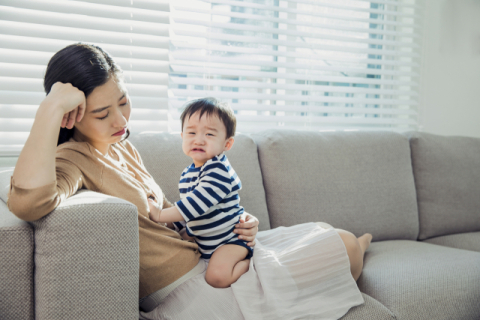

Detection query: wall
xmin=419 ymin=0 xmax=480 ymax=138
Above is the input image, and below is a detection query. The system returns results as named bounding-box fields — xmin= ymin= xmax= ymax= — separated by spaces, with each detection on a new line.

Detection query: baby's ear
xmin=224 ymin=137 xmax=234 ymax=151
xmin=180 ymin=132 xmax=183 ymax=139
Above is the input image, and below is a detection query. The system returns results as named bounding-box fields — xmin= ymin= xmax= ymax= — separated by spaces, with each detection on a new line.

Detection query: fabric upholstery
xmin=253 ymin=130 xmax=419 ymax=241
xmin=0 ymin=199 xmax=34 ymax=320
xmin=358 ymin=240 xmax=480 ymax=320
xmin=129 ymin=132 xmax=271 ymax=230
xmin=423 ymin=232 xmax=480 ymax=252
xmin=340 ymin=293 xmax=396 ymax=320
xmin=0 ymin=167 xmax=13 ymax=204
xmin=407 ymin=132 xmax=480 ymax=240
xmin=31 ymin=190 xmax=140 ymax=320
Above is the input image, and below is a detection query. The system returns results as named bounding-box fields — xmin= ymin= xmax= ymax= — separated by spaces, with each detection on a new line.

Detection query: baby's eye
xmin=207 ymin=133 xmax=214 ymax=136
xmin=189 ymin=132 xmax=195 ymax=135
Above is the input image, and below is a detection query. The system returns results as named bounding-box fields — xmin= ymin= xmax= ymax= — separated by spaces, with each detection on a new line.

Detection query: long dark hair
xmin=44 ymin=43 xmax=130 ymax=146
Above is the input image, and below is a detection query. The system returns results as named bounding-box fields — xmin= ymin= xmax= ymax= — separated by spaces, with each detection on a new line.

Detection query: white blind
xmin=0 ymin=0 xmax=170 ymax=156
xmin=169 ymin=0 xmax=423 ymax=133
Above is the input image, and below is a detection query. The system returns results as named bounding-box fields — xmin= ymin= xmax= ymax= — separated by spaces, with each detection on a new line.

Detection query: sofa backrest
xmin=407 ymin=132 xmax=480 ymax=240
xmin=129 ymin=132 xmax=271 ymax=231
xmin=253 ymin=130 xmax=420 ymax=241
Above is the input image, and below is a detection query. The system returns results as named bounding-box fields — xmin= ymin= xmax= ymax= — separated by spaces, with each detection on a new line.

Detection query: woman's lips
xmin=112 ymin=128 xmax=126 ymax=136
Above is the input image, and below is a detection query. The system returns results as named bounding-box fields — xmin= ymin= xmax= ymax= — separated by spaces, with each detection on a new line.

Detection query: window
xmin=0 ymin=0 xmax=170 ymax=156
xmin=0 ymin=0 xmax=423 ymax=156
xmin=169 ymin=0 xmax=423 ymax=133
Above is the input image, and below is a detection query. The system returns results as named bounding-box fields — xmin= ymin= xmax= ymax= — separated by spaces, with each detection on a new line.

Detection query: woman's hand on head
xmin=234 ymin=212 xmax=259 ymax=247
xmin=43 ymin=82 xmax=86 ymax=129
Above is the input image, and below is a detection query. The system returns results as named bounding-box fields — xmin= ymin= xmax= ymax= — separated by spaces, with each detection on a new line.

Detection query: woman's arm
xmin=13 ymin=83 xmax=86 ymax=189
xmin=9 ymin=83 xmax=86 ymax=221
xmin=234 ymin=212 xmax=259 ymax=247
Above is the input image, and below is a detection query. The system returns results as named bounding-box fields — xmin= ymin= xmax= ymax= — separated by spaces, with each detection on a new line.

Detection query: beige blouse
xmin=7 ymin=137 xmax=201 ymax=298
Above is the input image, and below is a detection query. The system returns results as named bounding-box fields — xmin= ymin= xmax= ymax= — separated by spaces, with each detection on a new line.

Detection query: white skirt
xmin=140 ymin=222 xmax=364 ymax=320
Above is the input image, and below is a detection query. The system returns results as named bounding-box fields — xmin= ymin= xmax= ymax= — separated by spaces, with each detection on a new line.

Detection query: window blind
xmin=0 ymin=0 xmax=170 ymax=156
xmin=169 ymin=0 xmax=423 ymax=133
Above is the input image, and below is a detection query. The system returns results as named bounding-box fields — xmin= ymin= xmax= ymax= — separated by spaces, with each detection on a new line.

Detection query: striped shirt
xmin=174 ymin=154 xmax=252 ymax=260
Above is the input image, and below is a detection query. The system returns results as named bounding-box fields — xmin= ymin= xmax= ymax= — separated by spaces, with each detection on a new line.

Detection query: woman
xmin=7 ymin=43 xmax=371 ymax=319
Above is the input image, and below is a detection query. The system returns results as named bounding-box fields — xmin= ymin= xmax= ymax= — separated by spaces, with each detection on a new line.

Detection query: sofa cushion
xmin=358 ymin=240 xmax=480 ymax=320
xmin=340 ymin=293 xmax=396 ymax=320
xmin=129 ymin=132 xmax=271 ymax=230
xmin=407 ymin=132 xmax=480 ymax=240
xmin=423 ymin=232 xmax=480 ymax=252
xmin=0 ymin=198 xmax=34 ymax=320
xmin=0 ymin=167 xmax=13 ymax=203
xmin=253 ymin=130 xmax=419 ymax=240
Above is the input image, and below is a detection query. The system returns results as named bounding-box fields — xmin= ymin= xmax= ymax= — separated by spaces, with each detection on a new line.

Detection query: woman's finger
xmin=235 ymin=219 xmax=259 ymax=230
xmin=234 ymin=224 xmax=258 ymax=236
xmin=67 ymin=109 xmax=78 ymax=129
xmin=61 ymin=113 xmax=69 ymax=128
xmin=76 ymin=100 xmax=86 ymax=122
xmin=238 ymin=234 xmax=256 ymax=242
xmin=246 ymin=241 xmax=256 ymax=247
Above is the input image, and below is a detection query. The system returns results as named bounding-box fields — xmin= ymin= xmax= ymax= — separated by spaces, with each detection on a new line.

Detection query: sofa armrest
xmin=0 ymin=200 xmax=35 ymax=320
xmin=32 ymin=190 xmax=139 ymax=320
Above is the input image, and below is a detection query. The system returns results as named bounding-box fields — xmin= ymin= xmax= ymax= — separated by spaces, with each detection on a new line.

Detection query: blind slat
xmin=173 ymin=29 xmax=418 ymax=57
xmin=0 ymin=6 xmax=169 ymax=37
xmin=171 ymin=56 xmax=419 ymax=77
xmin=0 ymin=21 xmax=169 ymax=50
xmin=168 ymin=101 xmax=418 ymax=116
xmin=0 ymin=35 xmax=169 ymax=61
xmin=200 ymin=0 xmax=420 ymax=19
xmin=170 ymin=42 xmax=420 ymax=67
xmin=1 ymin=0 xmax=169 ymax=23
xmin=172 ymin=17 xmax=421 ymax=48
xmin=173 ymin=6 xmax=421 ymax=30
xmin=169 ymin=77 xmax=418 ymax=96
xmin=170 ymin=89 xmax=418 ymax=106
xmin=170 ymin=66 xmax=418 ymax=86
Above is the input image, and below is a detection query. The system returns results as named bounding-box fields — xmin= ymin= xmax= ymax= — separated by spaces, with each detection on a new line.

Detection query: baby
xmin=149 ymin=97 xmax=252 ymax=288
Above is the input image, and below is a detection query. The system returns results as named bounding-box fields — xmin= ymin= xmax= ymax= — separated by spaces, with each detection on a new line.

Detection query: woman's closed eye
xmin=98 ymin=112 xmax=109 ymax=120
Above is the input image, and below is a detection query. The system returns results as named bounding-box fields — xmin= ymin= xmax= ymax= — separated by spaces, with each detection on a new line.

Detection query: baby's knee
xmin=205 ymin=267 xmax=231 ymax=288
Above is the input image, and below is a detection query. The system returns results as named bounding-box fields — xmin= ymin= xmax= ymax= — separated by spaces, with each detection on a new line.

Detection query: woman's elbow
xmin=7 ymin=197 xmax=55 ymax=222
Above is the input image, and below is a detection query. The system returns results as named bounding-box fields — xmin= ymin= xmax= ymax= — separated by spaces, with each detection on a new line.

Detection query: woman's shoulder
xmin=56 ymin=140 xmax=94 ymax=156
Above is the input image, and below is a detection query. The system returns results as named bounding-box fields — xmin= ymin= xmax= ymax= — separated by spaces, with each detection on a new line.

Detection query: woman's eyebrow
xmin=90 ymin=94 xmax=126 ymax=113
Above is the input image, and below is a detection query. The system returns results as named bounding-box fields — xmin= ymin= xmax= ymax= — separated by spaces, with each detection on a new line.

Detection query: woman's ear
xmin=224 ymin=137 xmax=234 ymax=151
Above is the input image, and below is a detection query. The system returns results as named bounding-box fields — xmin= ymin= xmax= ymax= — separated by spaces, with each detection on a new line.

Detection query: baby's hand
xmin=147 ymin=198 xmax=162 ymax=223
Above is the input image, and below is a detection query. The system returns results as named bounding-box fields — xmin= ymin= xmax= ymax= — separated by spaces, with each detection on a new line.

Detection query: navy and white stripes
xmin=174 ymin=154 xmax=252 ymax=260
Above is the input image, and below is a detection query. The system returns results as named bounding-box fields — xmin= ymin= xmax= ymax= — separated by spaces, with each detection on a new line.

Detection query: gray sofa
xmin=1 ymin=130 xmax=479 ymax=320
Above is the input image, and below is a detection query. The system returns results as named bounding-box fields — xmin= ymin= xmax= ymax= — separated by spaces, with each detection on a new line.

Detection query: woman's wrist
xmin=37 ymin=100 xmax=66 ymax=125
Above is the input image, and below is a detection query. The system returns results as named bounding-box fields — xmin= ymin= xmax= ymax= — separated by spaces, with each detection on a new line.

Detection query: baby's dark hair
xmin=180 ymin=97 xmax=236 ymax=138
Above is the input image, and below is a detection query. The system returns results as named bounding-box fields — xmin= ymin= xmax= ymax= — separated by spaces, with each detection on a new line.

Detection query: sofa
xmin=1 ymin=130 xmax=479 ymax=320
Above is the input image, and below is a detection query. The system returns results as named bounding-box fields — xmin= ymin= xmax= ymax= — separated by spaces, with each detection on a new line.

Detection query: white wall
xmin=420 ymin=0 xmax=480 ymax=138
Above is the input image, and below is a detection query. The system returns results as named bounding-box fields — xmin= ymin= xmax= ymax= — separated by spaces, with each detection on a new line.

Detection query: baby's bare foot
xmin=358 ymin=233 xmax=373 ymax=253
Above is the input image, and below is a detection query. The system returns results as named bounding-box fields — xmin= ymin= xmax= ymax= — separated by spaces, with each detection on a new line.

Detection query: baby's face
xmin=181 ymin=111 xmax=234 ymax=168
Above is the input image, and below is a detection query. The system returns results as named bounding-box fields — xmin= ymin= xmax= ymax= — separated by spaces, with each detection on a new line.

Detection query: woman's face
xmin=73 ymin=76 xmax=131 ymax=155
